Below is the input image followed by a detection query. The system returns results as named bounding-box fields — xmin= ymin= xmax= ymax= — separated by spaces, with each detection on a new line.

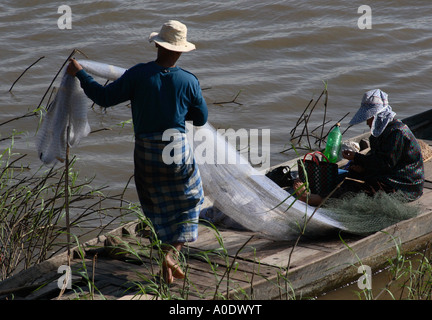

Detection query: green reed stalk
xmin=0 ymin=133 xmax=134 ymax=282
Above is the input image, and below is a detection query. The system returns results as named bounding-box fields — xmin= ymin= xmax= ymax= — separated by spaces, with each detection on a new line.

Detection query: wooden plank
xmin=191 ymin=227 xmax=259 ymax=254
xmin=234 ymin=208 xmax=432 ymax=299
xmin=117 ymin=293 xmax=155 ymax=300
xmin=186 ymin=248 xmax=281 ymax=282
xmin=258 ymin=245 xmax=326 ymax=269
xmin=3 ymin=137 xmax=432 ymax=300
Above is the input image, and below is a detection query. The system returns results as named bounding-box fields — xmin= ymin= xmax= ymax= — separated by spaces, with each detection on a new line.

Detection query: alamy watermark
xmin=358 ymin=5 xmax=372 ymax=29
xmin=57 ymin=5 xmax=72 ymax=30
xmin=52 ymin=4 xmax=371 ymax=168
xmin=57 ymin=265 xmax=82 ymax=290
xmin=57 ymin=5 xmax=372 ymax=30
xmin=57 ymin=265 xmax=72 ymax=290
xmin=162 ymin=122 xmax=271 ymax=171
xmin=357 ymin=265 xmax=372 ymax=290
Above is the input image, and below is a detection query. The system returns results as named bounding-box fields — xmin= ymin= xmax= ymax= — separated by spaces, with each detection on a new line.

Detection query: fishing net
xmin=36 ymin=60 xmax=127 ymax=165
xmin=321 ymin=191 xmax=420 ymax=235
xmin=192 ymin=122 xmax=343 ymax=240
xmin=36 ymin=72 xmax=90 ymax=164
xmin=36 ymin=59 xmax=421 ymax=241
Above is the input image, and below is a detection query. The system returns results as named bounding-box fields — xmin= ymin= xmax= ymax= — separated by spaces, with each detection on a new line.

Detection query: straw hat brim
xmin=149 ymin=32 xmax=196 ymax=53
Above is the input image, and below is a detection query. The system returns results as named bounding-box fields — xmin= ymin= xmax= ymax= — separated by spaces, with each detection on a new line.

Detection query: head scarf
xmin=349 ymin=89 xmax=396 ymax=137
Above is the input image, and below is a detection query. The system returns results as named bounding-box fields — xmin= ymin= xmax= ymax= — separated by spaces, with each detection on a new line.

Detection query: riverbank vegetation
xmin=0 ymin=129 xmax=137 ymax=281
xmin=1 ymin=66 xmax=431 ymax=299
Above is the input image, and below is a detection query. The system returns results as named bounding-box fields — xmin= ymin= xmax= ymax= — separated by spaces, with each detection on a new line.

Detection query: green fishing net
xmin=322 ymin=191 xmax=421 ymax=235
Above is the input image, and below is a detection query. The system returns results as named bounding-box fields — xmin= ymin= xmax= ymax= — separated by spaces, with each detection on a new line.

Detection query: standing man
xmin=67 ymin=20 xmax=208 ymax=284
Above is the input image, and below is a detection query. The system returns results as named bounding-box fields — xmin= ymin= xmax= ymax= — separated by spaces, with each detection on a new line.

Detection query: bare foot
xmin=162 ymin=254 xmax=185 ymax=284
xmin=162 ymin=263 xmax=174 ymax=284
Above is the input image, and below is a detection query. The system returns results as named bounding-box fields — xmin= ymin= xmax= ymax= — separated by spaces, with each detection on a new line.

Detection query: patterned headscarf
xmin=349 ymin=89 xmax=396 ymax=137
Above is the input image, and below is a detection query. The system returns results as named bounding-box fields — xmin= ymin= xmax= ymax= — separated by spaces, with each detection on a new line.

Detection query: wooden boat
xmin=1 ymin=109 xmax=432 ymax=300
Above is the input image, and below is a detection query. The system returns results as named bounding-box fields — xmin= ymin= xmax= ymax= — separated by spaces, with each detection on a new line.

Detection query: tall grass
xmin=372 ymin=241 xmax=432 ymax=300
xmin=329 ymin=234 xmax=432 ymax=300
xmin=57 ymin=214 xmax=261 ymax=300
xmin=0 ymin=130 xmax=133 ymax=281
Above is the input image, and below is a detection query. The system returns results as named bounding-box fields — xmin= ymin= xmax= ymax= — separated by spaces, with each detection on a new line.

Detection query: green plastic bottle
xmin=323 ymin=123 xmax=342 ymax=163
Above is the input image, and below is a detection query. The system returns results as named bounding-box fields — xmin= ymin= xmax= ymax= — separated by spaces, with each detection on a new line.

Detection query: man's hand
xmin=66 ymin=58 xmax=83 ymax=76
xmin=342 ymin=150 xmax=356 ymax=161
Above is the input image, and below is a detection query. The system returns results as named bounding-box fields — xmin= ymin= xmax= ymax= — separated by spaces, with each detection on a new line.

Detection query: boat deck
xmin=2 ymin=138 xmax=432 ymax=300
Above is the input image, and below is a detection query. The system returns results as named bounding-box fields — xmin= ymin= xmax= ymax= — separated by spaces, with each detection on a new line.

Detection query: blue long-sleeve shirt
xmin=75 ymin=61 xmax=208 ymax=136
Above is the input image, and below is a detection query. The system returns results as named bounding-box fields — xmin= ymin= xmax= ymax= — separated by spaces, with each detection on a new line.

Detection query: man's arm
xmin=354 ymin=130 xmax=404 ymax=175
xmin=67 ymin=59 xmax=131 ymax=108
xmin=185 ymin=83 xmax=208 ymax=126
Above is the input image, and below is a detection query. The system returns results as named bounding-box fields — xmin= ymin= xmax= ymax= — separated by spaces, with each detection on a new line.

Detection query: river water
xmin=2 ymin=0 xmax=432 ymax=185
xmin=1 ymin=0 xmax=432 ymax=298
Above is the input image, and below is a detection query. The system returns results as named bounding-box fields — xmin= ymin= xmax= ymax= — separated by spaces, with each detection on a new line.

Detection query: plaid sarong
xmin=134 ymin=132 xmax=204 ymax=244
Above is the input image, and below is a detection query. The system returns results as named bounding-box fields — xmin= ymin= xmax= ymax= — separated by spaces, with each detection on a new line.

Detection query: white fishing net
xmin=192 ymin=122 xmax=343 ymax=240
xmin=36 ymin=60 xmax=124 ymax=165
xmin=36 ymin=72 xmax=90 ymax=164
xmin=36 ymin=60 xmax=419 ymax=241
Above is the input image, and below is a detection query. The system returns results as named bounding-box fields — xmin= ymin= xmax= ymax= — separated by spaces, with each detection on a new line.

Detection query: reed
xmin=373 ymin=240 xmax=432 ymax=300
xmin=55 ymin=216 xmax=260 ymax=300
xmin=329 ymin=233 xmax=432 ymax=300
xmin=0 ymin=132 xmax=134 ymax=282
xmin=282 ymin=84 xmax=351 ymax=155
xmin=4 ymin=66 xmax=430 ymax=300
xmin=50 ymin=214 xmax=432 ymax=300
xmin=8 ymin=56 xmax=45 ymax=93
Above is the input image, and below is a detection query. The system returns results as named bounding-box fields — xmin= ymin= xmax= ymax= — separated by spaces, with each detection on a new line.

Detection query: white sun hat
xmin=149 ymin=20 xmax=196 ymax=52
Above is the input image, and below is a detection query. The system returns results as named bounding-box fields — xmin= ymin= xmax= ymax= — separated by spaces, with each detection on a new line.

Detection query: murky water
xmin=1 ymin=0 xmax=432 ymax=298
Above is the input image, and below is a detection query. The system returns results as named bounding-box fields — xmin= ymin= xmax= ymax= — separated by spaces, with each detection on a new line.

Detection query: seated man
xmin=295 ymin=89 xmax=424 ymax=206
